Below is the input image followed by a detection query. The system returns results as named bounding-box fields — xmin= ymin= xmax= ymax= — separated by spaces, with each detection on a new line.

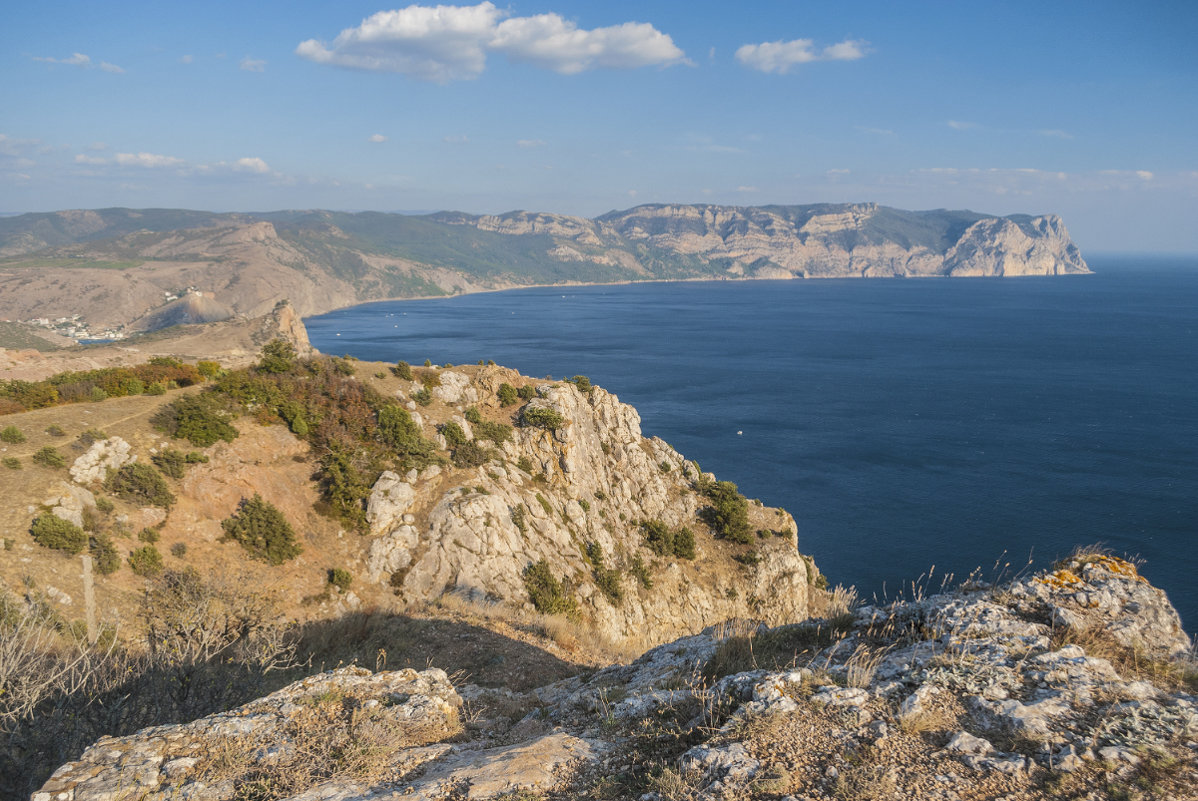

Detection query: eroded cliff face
xmin=366 ymin=370 xmax=820 ymax=648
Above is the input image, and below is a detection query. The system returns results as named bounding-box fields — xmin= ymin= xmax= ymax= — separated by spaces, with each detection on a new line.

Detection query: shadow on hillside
xmin=1 ymin=609 xmax=589 ymax=801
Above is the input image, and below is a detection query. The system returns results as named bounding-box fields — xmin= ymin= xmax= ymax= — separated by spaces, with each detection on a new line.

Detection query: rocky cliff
xmin=36 ymin=554 xmax=1196 ymax=801
xmin=0 ymin=202 xmax=1089 ymax=335
xmin=365 ymin=370 xmax=818 ymax=646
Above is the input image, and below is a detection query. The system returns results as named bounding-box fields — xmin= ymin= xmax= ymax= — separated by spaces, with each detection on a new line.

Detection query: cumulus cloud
xmin=296 ymin=2 xmax=687 ymax=82
xmin=240 ymin=57 xmax=266 ymax=72
xmin=369 ymin=133 xmax=387 ymax=143
xmin=114 ymin=152 xmax=184 ymax=168
xmin=33 ymin=52 xmax=125 ymax=73
xmin=74 ymin=154 xmax=108 ymax=165
xmin=232 ymin=157 xmax=271 ymax=173
xmin=735 ymin=38 xmax=866 ymax=74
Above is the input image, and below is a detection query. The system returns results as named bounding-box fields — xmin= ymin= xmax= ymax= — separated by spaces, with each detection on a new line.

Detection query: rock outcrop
xmin=367 ymin=369 xmax=820 ymax=648
xmin=40 ymin=555 xmax=1197 ymax=801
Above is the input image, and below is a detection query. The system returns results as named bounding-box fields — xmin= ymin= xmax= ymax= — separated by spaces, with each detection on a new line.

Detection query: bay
xmin=306 ymin=256 xmax=1198 ymax=633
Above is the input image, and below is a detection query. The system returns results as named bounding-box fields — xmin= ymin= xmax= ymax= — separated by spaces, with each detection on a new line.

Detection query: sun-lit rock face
xmin=367 ymin=371 xmax=820 ymax=648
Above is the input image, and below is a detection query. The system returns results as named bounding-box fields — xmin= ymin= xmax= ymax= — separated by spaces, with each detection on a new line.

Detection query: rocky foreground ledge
xmin=38 ymin=554 xmax=1196 ymax=801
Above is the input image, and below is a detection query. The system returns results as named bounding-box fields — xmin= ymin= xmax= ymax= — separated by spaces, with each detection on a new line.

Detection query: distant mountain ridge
xmin=0 ymin=203 xmax=1089 ymax=333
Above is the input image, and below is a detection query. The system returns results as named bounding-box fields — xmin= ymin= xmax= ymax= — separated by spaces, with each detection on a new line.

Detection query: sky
xmin=2 ymin=0 xmax=1196 ymax=252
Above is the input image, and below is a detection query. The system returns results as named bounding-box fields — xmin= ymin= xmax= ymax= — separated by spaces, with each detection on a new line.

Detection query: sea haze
xmin=306 ymin=256 xmax=1198 ymax=633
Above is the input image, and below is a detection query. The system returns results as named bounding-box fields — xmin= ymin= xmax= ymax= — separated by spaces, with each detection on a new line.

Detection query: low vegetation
xmin=0 ymin=359 xmax=205 ymax=415
xmin=104 ymin=464 xmax=175 ymax=508
xmin=221 ymin=494 xmax=302 ymax=565
xmin=522 ymin=559 xmax=578 ymax=616
xmin=30 ymin=514 xmax=88 ymax=554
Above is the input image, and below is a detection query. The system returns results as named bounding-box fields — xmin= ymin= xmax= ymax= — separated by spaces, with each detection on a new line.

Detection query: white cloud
xmin=1136 ymin=170 xmax=1154 ymax=181
xmin=240 ymin=57 xmax=266 ymax=72
xmin=856 ymin=126 xmax=894 ymax=136
xmin=443 ymin=134 xmax=469 ymax=144
xmin=114 ymin=152 xmax=184 ymax=168
xmin=180 ymin=54 xmax=194 ymax=64
xmin=233 ymin=157 xmax=271 ymax=173
xmin=34 ymin=52 xmax=92 ymax=67
xmin=516 ymin=139 xmax=545 ymax=148
xmin=296 ymin=2 xmax=687 ymax=82
xmin=74 ymin=154 xmax=108 ymax=165
xmin=490 ymin=14 xmax=687 ymax=74
xmin=736 ymin=185 xmax=758 ymax=192
xmin=33 ymin=52 xmax=126 ymax=73
xmin=947 ymin=120 xmax=978 ymax=131
xmin=369 ymin=133 xmax=387 ymax=143
xmin=735 ymin=38 xmax=867 ymax=74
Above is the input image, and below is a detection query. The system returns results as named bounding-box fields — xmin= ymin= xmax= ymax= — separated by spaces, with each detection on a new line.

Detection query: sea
xmin=305 ymin=256 xmax=1198 ymax=635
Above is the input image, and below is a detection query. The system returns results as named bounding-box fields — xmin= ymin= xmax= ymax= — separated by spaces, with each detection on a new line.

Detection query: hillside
xmin=0 ymin=203 xmax=1089 ymax=336
xmin=0 ymin=339 xmax=832 ymax=796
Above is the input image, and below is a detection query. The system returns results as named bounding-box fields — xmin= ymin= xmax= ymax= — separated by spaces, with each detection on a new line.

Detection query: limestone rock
xmin=69 ymin=436 xmax=135 ymax=485
xmin=43 ymin=481 xmax=96 ymax=527
xmin=365 ymin=471 xmax=416 ymax=536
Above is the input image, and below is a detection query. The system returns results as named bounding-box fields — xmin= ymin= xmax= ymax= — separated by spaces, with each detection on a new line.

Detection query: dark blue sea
xmin=306 ymin=256 xmax=1198 ymax=634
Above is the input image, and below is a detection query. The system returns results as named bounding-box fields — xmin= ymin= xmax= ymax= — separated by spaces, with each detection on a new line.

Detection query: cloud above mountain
xmin=296 ymin=2 xmax=688 ymax=82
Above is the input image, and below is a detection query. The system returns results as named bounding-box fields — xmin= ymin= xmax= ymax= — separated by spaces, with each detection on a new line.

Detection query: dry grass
xmin=834 ymin=762 xmax=897 ymax=801
xmin=1050 ymin=623 xmax=1198 ymax=694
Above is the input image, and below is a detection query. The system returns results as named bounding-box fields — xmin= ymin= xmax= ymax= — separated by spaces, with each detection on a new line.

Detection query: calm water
xmin=306 ymin=257 xmax=1198 ymax=633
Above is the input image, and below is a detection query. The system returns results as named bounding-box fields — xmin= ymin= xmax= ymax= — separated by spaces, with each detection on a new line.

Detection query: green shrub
xmin=197 ymin=360 xmax=222 ymax=378
xmin=640 ymin=519 xmax=697 ymax=560
xmin=523 ymin=560 xmax=578 ymax=616
xmin=472 ymin=419 xmax=513 ymax=445
xmin=185 ymin=451 xmax=209 ymax=464
xmin=423 ymin=359 xmax=432 ymax=367
xmin=221 ymin=494 xmax=301 ymax=565
xmin=152 ymin=393 xmax=238 ymax=447
xmin=330 ymin=356 xmax=356 ymax=376
xmin=393 ymin=360 xmax=413 ymax=380
xmin=328 ymin=568 xmax=353 ymax=591
xmin=137 ymin=527 xmax=160 ymax=543
xmin=673 ymin=526 xmax=696 ymax=560
xmin=30 ymin=514 xmax=87 ymax=554
xmin=497 ymin=383 xmax=519 ymax=406
xmin=511 ymin=504 xmax=527 ymax=535
xmin=517 ymin=385 xmax=536 ymax=400
xmin=415 ymin=368 xmax=441 ymax=389
xmin=77 ymin=428 xmax=108 ymax=447
xmin=95 ymin=496 xmax=114 ymax=513
xmin=144 ymin=382 xmax=167 ymax=396
xmin=452 ymin=440 xmax=492 ymax=468
xmin=2 ymin=456 xmax=19 ymax=470
xmin=106 ymin=464 xmax=175 ymax=508
xmin=3 ymin=538 xmax=13 ymax=551
xmin=702 ymin=481 xmax=753 ymax=544
xmin=170 ymin=542 xmax=188 ymax=558
xmin=128 ymin=545 xmax=164 ymax=577
xmin=45 ymin=425 xmax=66 ymax=437
xmin=733 ymin=550 xmax=761 ymax=567
xmin=32 ymin=446 xmax=66 ymax=468
xmin=567 ymin=375 xmax=592 ymax=393
xmin=516 ymin=456 xmax=534 ymax=474
xmin=439 ymin=421 xmax=467 ymax=448
xmin=464 ymin=406 xmax=483 ymax=424
xmin=378 ymin=404 xmax=435 ymax=462
xmin=90 ymin=534 xmax=121 ymax=575
xmin=0 ymin=425 xmax=26 ymax=444
xmin=630 ymin=555 xmax=653 ymax=589
xmin=521 ymin=406 xmax=564 ymax=430
xmin=258 ymin=339 xmax=297 ymax=374
xmin=151 ymin=448 xmax=188 ymax=479
xmin=579 ymin=499 xmax=590 ymax=512
xmin=584 ymin=542 xmax=623 ymax=605
xmin=413 ymin=387 xmax=432 ymax=406
xmin=535 ymin=493 xmax=553 ymax=515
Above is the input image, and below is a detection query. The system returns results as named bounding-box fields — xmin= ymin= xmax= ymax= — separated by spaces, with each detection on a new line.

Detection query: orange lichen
xmin=1037 ymin=569 xmax=1083 ymax=590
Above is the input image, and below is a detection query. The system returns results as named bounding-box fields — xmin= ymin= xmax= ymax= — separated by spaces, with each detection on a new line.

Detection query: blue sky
xmin=2 ymin=0 xmax=1195 ymax=251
